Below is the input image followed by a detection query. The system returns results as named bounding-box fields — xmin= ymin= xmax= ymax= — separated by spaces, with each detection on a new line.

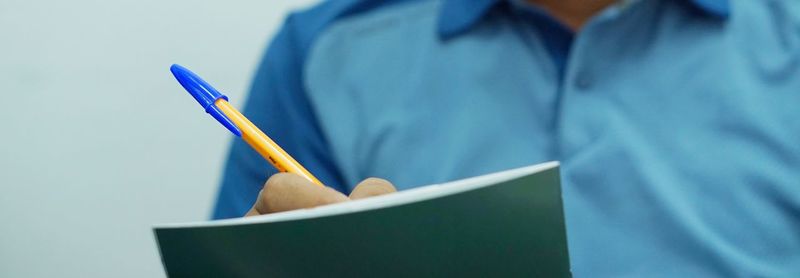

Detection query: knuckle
xmin=264 ymin=173 xmax=291 ymax=192
xmin=363 ymin=177 xmax=392 ymax=186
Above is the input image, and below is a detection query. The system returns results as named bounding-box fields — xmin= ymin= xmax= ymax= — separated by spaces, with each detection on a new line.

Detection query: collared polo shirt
xmin=214 ymin=0 xmax=800 ymax=276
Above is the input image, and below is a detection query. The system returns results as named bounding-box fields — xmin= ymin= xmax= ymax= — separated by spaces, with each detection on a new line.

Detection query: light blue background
xmin=0 ymin=1 xmax=317 ymax=277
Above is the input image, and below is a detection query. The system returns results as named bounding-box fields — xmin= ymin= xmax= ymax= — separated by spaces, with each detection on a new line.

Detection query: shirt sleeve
xmin=211 ymin=15 xmax=347 ymax=219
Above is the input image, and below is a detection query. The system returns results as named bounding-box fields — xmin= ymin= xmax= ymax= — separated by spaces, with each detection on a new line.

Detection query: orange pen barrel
xmin=214 ymin=99 xmax=324 ymax=186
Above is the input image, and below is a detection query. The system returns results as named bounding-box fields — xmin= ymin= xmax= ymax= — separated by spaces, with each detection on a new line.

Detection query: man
xmin=215 ymin=0 xmax=800 ymax=276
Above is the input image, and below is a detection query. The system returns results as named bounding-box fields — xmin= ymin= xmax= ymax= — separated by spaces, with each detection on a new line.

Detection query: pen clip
xmin=170 ymin=64 xmax=242 ymax=137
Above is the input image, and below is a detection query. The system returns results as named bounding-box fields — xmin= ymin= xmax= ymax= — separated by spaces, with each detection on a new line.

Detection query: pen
xmin=170 ymin=64 xmax=323 ymax=186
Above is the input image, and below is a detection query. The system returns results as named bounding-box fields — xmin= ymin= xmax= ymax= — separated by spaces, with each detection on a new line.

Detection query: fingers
xmin=349 ymin=177 xmax=397 ymax=200
xmin=246 ymin=173 xmax=349 ymax=216
xmin=244 ymin=174 xmax=397 ymax=217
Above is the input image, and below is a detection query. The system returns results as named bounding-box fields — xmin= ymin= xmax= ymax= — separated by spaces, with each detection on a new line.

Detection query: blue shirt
xmin=214 ymin=0 xmax=800 ymax=276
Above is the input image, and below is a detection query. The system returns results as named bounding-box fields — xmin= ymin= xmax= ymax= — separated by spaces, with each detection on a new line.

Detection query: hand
xmin=245 ymin=173 xmax=396 ymax=216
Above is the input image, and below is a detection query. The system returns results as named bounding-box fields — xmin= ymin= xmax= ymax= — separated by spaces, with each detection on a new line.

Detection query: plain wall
xmin=0 ymin=0 xmax=317 ymax=277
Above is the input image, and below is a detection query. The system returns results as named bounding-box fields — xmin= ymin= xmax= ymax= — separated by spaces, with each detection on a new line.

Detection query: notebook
xmin=154 ymin=161 xmax=571 ymax=277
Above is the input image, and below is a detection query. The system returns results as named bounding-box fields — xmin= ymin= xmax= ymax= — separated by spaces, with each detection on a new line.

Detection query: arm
xmin=212 ymin=15 xmax=347 ymax=219
xmin=214 ymin=0 xmax=413 ymax=218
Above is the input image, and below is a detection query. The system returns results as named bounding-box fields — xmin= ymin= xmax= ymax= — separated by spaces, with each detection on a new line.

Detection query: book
xmin=154 ymin=161 xmax=571 ymax=277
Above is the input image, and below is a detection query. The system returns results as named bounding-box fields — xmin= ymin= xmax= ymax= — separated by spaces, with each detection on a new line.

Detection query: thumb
xmin=349 ymin=177 xmax=396 ymax=200
xmin=246 ymin=173 xmax=348 ymax=216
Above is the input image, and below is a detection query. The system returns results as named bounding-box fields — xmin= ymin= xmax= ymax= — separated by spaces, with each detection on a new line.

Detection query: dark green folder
xmin=154 ymin=162 xmax=571 ymax=277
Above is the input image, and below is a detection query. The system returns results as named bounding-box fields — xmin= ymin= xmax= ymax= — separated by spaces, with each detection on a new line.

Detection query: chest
xmin=303 ymin=1 xmax=800 ymax=192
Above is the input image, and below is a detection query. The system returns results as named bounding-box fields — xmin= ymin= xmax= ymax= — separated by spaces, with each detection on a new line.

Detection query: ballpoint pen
xmin=170 ymin=64 xmax=323 ymax=186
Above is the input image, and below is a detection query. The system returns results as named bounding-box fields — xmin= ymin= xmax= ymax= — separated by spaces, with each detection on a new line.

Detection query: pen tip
xmin=169 ymin=63 xmax=242 ymax=137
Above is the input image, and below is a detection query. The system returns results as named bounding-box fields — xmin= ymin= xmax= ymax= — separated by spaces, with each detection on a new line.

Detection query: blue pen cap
xmin=170 ymin=64 xmax=241 ymax=136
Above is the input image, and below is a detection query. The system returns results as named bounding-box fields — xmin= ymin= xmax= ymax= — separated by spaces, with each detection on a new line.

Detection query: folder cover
xmin=154 ymin=161 xmax=570 ymax=277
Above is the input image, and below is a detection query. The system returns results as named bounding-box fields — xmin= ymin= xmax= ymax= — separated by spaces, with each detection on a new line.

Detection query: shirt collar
xmin=437 ymin=0 xmax=730 ymax=39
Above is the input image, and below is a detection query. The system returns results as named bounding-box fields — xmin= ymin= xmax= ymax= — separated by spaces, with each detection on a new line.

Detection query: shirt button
xmin=575 ymin=72 xmax=593 ymax=90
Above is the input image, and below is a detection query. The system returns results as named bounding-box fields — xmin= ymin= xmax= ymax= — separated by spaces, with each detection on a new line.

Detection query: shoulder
xmin=274 ymin=0 xmax=434 ymax=61
xmin=302 ymin=0 xmax=442 ymax=95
